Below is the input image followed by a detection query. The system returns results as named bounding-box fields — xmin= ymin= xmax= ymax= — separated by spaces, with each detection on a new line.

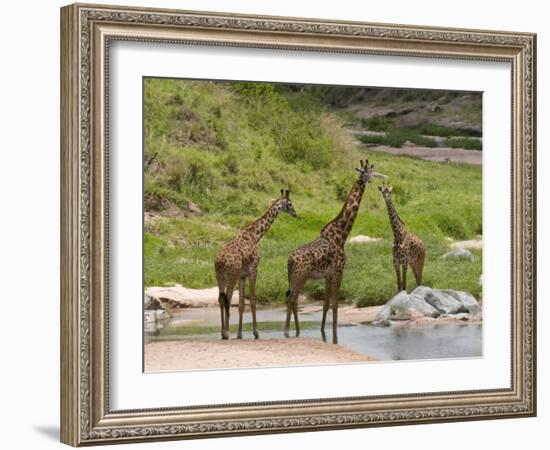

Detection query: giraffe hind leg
xmin=285 ymin=279 xmax=304 ymax=338
xmin=218 ymin=291 xmax=228 ymax=340
xmin=249 ymin=272 xmax=259 ymax=339
xmin=223 ymin=279 xmax=237 ymax=340
xmin=284 ymin=290 xmax=292 ymax=338
xmin=236 ymin=278 xmax=245 ymax=339
xmin=411 ymin=254 xmax=424 ymax=287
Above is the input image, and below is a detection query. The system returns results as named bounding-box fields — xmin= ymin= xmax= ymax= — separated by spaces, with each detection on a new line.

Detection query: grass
xmin=445 ymin=137 xmax=483 ymax=150
xmin=144 ymin=79 xmax=482 ymax=308
xmin=412 ymin=124 xmax=481 ymax=138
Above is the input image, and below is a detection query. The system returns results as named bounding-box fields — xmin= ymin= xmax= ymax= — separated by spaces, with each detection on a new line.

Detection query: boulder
xmin=442 ymin=247 xmax=474 ymax=260
xmin=441 ymin=289 xmax=482 ymax=318
xmin=410 ymin=286 xmax=465 ymax=315
xmin=374 ymin=286 xmax=482 ymax=325
xmin=144 ymin=294 xmax=163 ymax=311
xmin=375 ymin=290 xmax=440 ymax=325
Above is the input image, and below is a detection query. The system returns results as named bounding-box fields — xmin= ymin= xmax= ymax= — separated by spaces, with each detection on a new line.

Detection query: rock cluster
xmin=374 ymin=286 xmax=481 ymax=326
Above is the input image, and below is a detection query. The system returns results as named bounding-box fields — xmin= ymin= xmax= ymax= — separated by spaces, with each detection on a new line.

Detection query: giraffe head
xmin=355 ymin=159 xmax=377 ymax=183
xmin=377 ymin=183 xmax=393 ymax=198
xmin=278 ymin=189 xmax=297 ymax=217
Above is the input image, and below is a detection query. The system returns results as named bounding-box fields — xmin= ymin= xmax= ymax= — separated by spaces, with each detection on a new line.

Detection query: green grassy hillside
xmin=144 ymin=78 xmax=482 ymax=306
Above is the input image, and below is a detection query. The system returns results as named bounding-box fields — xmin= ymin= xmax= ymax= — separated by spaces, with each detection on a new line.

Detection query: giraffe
xmin=215 ymin=190 xmax=297 ymax=340
xmin=284 ymin=160 xmax=379 ymax=344
xmin=378 ymin=183 xmax=426 ymax=292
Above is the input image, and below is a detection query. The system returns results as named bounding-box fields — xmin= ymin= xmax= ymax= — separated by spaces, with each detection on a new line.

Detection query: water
xmin=146 ymin=305 xmax=482 ymax=362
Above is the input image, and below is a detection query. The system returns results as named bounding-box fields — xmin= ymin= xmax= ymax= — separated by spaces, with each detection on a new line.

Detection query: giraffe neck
xmin=383 ymin=196 xmax=406 ymax=241
xmin=243 ymin=200 xmax=281 ymax=243
xmin=321 ymin=178 xmax=367 ymax=245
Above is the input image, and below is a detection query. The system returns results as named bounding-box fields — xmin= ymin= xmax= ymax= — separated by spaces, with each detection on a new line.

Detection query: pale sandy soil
xmin=144 ymin=337 xmax=375 ymax=372
xmin=300 ymin=304 xmax=383 ymax=325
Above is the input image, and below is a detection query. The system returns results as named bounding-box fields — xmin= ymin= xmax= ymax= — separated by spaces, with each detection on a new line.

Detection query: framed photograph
xmin=60 ymin=3 xmax=536 ymax=446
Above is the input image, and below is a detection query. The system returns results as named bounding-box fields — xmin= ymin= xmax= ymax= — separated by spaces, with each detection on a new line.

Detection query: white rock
xmin=349 ymin=235 xmax=381 ymax=244
xmin=442 ymin=247 xmax=474 ymax=260
xmin=450 ymin=239 xmax=482 ymax=250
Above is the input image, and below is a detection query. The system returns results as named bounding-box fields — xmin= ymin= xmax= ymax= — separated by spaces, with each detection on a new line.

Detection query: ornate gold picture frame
xmin=60 ymin=2 xmax=536 ymax=446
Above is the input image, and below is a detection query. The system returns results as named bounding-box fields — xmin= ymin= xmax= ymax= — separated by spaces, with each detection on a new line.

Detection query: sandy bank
xmin=145 ymin=337 xmax=375 ymax=372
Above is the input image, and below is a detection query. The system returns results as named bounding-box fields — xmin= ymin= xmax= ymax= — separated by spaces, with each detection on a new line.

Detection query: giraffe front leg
xmin=393 ymin=259 xmax=401 ymax=292
xmin=401 ymin=264 xmax=408 ymax=292
xmin=249 ymin=270 xmax=259 ymax=339
xmin=320 ymin=278 xmax=330 ymax=342
xmin=237 ymin=278 xmax=245 ymax=339
xmin=329 ymin=273 xmax=343 ymax=345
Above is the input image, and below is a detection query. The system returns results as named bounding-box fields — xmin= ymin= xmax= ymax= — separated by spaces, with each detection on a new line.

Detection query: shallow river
xmin=146 ymin=305 xmax=482 ymax=362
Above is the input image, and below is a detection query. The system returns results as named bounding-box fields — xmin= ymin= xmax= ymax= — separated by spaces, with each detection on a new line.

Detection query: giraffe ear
xmin=285 ymin=190 xmax=290 ymax=198
xmin=388 ymin=186 xmax=393 ymax=192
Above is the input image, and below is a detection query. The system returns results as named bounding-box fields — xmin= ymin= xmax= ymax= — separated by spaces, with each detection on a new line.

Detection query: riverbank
xmin=144 ymin=337 xmax=375 ymax=372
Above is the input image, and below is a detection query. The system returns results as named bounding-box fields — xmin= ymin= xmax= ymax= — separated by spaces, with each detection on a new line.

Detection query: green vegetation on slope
xmin=359 ymin=115 xmax=482 ymax=150
xmin=144 ymin=79 xmax=482 ymax=307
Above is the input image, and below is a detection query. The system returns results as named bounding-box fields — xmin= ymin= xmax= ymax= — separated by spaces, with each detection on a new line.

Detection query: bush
xmin=362 ymin=115 xmax=394 ymax=132
xmin=444 ymin=137 xmax=482 ymax=150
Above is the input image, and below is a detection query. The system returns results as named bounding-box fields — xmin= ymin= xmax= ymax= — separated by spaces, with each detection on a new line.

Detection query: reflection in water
xmin=146 ymin=305 xmax=482 ymax=362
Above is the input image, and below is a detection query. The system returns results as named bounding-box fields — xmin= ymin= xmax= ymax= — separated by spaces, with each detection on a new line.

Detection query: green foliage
xmin=361 ymin=115 xmax=395 ymax=132
xmin=444 ymin=137 xmax=483 ymax=150
xmin=143 ymin=78 xmax=482 ymax=307
xmin=412 ymin=124 xmax=482 ymax=138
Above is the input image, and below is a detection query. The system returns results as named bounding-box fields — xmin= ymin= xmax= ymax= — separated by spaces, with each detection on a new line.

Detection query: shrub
xmin=444 ymin=137 xmax=482 ymax=150
xmin=362 ymin=115 xmax=394 ymax=132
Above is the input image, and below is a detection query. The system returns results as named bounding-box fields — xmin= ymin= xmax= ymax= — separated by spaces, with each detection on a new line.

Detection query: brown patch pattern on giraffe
xmin=378 ymin=184 xmax=426 ymax=292
xmin=285 ymin=160 xmax=378 ymax=344
xmin=215 ymin=190 xmax=296 ymax=340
